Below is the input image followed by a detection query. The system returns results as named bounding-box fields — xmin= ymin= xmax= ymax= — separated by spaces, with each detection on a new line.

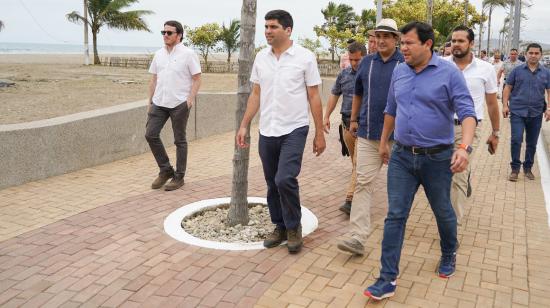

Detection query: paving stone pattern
xmin=0 ymin=112 xmax=549 ymax=307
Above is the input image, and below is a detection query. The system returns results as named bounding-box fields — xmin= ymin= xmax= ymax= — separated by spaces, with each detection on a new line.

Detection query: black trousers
xmin=145 ymin=102 xmax=190 ymax=177
xmin=258 ymin=126 xmax=309 ymax=230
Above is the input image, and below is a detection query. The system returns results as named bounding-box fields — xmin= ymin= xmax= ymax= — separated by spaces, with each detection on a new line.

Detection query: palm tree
xmin=227 ymin=0 xmax=256 ymax=226
xmin=483 ymin=0 xmax=508 ymax=54
xmin=320 ymin=2 xmax=357 ymax=61
xmin=321 ymin=2 xmax=356 ymax=31
xmin=66 ymin=0 xmax=153 ymax=64
xmin=219 ymin=19 xmax=240 ymax=66
xmin=358 ymin=8 xmax=376 ymax=35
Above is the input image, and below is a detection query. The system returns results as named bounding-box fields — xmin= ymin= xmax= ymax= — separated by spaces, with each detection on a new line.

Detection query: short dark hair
xmin=347 ymin=38 xmax=356 ymax=44
xmin=164 ymin=20 xmax=184 ymax=42
xmin=526 ymin=43 xmax=542 ymax=53
xmin=481 ymin=50 xmax=487 ymax=54
xmin=265 ymin=10 xmax=293 ymax=30
xmin=510 ymin=48 xmax=518 ymax=53
xmin=348 ymin=42 xmax=367 ymax=56
xmin=444 ymin=41 xmax=451 ymax=48
xmin=400 ymin=21 xmax=435 ymax=51
xmin=452 ymin=25 xmax=475 ymax=42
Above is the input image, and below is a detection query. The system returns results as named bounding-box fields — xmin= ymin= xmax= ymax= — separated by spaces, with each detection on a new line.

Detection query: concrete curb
xmin=0 ymin=79 xmax=335 ymax=189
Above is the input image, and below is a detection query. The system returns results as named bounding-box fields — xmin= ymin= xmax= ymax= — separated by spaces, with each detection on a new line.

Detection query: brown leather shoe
xmin=151 ymin=171 xmax=174 ymax=189
xmin=263 ymin=226 xmax=287 ymax=248
xmin=164 ymin=175 xmax=184 ymax=191
xmin=524 ymin=169 xmax=535 ymax=180
xmin=339 ymin=201 xmax=352 ymax=215
xmin=287 ymin=225 xmax=303 ymax=254
xmin=508 ymin=170 xmax=519 ymax=182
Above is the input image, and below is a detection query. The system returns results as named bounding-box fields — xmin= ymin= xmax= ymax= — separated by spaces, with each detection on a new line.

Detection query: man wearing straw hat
xmin=337 ymin=18 xmax=404 ymax=256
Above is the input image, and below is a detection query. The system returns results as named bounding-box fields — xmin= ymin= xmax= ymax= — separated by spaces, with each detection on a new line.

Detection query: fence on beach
xmin=101 ymin=56 xmax=340 ymax=76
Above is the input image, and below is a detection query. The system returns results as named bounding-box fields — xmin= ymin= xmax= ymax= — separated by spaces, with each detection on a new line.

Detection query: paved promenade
xmin=0 ymin=110 xmax=549 ymax=307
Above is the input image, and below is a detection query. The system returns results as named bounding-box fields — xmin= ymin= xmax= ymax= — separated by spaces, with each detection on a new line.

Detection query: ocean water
xmin=0 ymin=42 xmax=158 ymax=55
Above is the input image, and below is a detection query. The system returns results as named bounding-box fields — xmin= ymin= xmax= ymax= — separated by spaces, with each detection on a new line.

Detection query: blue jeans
xmin=258 ymin=126 xmax=309 ymax=230
xmin=510 ymin=114 xmax=543 ymax=171
xmin=380 ymin=144 xmax=457 ymax=281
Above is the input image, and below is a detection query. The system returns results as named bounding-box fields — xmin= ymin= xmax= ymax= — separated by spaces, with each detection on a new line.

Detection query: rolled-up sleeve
xmin=450 ymin=69 xmax=476 ymax=122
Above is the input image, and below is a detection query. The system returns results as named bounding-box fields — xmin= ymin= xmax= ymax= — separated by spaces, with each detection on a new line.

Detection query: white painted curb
xmin=536 ymin=135 xmax=550 ymax=227
xmin=163 ymin=197 xmax=318 ymax=250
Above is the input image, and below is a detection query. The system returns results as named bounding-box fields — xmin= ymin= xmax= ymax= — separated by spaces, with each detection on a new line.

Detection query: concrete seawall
xmin=0 ymin=79 xmax=335 ymax=189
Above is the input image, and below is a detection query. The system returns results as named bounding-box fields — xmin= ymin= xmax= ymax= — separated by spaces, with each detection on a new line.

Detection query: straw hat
xmin=368 ymin=18 xmax=400 ymax=36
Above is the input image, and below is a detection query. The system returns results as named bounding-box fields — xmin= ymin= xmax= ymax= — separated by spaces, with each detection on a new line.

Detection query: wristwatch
xmin=458 ymin=143 xmax=473 ymax=154
xmin=492 ymin=130 xmax=500 ymax=138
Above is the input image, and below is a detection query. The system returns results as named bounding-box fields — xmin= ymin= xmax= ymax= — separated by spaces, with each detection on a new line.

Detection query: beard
xmin=452 ymin=49 xmax=469 ymax=58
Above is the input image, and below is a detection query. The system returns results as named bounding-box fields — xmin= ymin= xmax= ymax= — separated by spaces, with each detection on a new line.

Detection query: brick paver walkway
xmin=0 ymin=110 xmax=549 ymax=307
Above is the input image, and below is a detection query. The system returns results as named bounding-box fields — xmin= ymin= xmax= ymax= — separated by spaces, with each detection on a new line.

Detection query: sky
xmin=1 ymin=0 xmax=549 ymax=48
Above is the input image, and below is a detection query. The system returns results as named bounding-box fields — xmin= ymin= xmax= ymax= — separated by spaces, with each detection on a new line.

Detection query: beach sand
xmin=0 ymin=54 xmax=237 ymax=124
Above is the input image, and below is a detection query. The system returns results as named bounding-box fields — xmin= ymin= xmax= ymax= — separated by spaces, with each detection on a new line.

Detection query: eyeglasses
xmin=161 ymin=31 xmax=177 ymax=36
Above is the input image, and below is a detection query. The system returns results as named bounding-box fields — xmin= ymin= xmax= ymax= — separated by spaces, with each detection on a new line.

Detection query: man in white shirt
xmin=146 ymin=20 xmax=202 ymax=191
xmin=236 ymin=10 xmax=325 ymax=254
xmin=445 ymin=25 xmax=500 ymax=224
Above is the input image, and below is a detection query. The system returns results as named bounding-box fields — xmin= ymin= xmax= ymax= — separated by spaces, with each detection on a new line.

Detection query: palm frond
xmin=105 ymin=10 xmax=153 ymax=32
xmin=66 ymin=11 xmax=88 ymax=25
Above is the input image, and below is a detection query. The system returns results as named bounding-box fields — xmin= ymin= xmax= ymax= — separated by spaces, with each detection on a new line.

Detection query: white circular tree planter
xmin=164 ymin=197 xmax=318 ymax=250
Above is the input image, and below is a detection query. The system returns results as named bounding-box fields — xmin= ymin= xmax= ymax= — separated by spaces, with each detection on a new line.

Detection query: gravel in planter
xmin=181 ymin=204 xmax=274 ymax=243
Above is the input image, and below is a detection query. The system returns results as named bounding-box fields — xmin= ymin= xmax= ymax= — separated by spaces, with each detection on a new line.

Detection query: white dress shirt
xmin=445 ymin=55 xmax=498 ymax=120
xmin=149 ymin=44 xmax=201 ymax=108
xmin=251 ymin=43 xmax=322 ymax=137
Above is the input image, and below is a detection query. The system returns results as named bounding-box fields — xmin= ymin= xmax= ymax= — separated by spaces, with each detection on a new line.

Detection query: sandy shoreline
xmin=0 ymin=54 xmax=238 ymax=124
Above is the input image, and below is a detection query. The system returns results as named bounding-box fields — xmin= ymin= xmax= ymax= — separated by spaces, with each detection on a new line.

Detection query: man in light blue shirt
xmin=364 ymin=21 xmax=477 ymax=301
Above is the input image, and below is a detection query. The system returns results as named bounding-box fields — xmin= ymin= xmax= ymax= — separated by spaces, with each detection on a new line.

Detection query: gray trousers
xmin=145 ymin=102 xmax=190 ymax=177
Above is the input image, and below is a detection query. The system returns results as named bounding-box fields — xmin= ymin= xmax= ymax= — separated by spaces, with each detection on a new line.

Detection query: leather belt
xmin=397 ymin=142 xmax=452 ymax=155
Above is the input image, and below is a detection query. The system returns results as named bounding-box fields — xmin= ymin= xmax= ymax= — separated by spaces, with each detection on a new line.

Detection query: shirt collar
xmin=373 ymin=49 xmax=401 ymax=62
xmin=164 ymin=43 xmax=182 ymax=53
xmin=427 ymin=52 xmax=441 ymax=67
xmin=522 ymin=63 xmax=541 ymax=72
xmin=268 ymin=41 xmax=296 ymax=56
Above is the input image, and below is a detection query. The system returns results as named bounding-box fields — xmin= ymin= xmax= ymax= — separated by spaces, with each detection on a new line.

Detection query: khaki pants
xmin=349 ymin=138 xmax=391 ymax=244
xmin=450 ymin=123 xmax=482 ymax=225
xmin=342 ymin=125 xmax=357 ymax=201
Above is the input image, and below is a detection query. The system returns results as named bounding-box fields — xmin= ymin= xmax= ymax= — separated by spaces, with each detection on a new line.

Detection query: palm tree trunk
xmin=227 ymin=50 xmax=231 ymax=72
xmin=464 ymin=0 xmax=469 ymax=25
xmin=92 ymin=30 xmax=100 ymax=64
xmin=227 ymin=0 xmax=257 ymax=226
xmin=478 ymin=19 xmax=484 ymax=57
xmin=427 ymin=0 xmax=433 ymax=25
xmin=486 ymin=6 xmax=493 ymax=55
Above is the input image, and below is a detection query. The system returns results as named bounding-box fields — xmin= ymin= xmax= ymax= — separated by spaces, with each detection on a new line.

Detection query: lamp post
xmin=83 ymin=0 xmax=90 ymax=65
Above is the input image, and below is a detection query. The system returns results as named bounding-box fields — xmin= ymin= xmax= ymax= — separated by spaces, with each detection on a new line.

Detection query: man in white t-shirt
xmin=237 ymin=10 xmax=325 ymax=254
xmin=146 ymin=20 xmax=202 ymax=191
xmin=445 ymin=25 xmax=500 ymax=225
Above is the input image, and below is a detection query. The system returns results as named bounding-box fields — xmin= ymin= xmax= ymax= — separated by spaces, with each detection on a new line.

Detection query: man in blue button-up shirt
xmin=502 ymin=43 xmax=550 ymax=181
xmin=364 ymin=21 xmax=477 ymax=301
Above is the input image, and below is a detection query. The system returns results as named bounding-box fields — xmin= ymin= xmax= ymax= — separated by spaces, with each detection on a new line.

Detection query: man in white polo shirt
xmin=146 ymin=20 xmax=201 ymax=191
xmin=445 ymin=25 xmax=500 ymax=224
xmin=236 ymin=10 xmax=326 ymax=254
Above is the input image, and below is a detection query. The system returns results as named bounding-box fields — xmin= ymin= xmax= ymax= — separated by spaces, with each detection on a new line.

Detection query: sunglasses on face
xmin=161 ymin=31 xmax=177 ymax=36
